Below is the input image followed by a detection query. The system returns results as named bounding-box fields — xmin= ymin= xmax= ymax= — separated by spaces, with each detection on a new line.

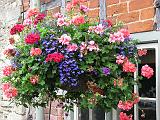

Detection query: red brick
xmin=106 ymin=0 xmax=119 ymax=6
xmin=127 ymin=20 xmax=154 ymax=33
xmin=107 ymin=2 xmax=127 ymax=16
xmin=41 ymin=0 xmax=51 ymax=4
xmin=117 ymin=11 xmax=139 ymax=23
xmin=87 ymin=8 xmax=99 ymax=18
xmin=129 ymin=0 xmax=154 ymax=11
xmin=120 ymin=0 xmax=129 ymax=2
xmin=140 ymin=7 xmax=155 ymax=20
xmin=89 ymin=0 xmax=99 ymax=8
xmin=47 ymin=6 xmax=60 ymax=17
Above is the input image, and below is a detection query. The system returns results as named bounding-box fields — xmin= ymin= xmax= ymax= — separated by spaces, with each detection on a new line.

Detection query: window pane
xmin=138 ymin=101 xmax=156 ymax=120
xmin=92 ymin=107 xmax=105 ymax=120
xmin=138 ymin=49 xmax=156 ymax=98
xmin=80 ymin=109 xmax=89 ymax=120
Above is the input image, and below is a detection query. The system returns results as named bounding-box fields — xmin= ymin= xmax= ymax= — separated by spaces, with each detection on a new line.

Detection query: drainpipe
xmin=30 ymin=0 xmax=44 ymax=120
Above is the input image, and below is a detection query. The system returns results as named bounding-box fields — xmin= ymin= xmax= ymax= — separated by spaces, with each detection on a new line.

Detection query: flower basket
xmin=1 ymin=0 xmax=154 ymax=119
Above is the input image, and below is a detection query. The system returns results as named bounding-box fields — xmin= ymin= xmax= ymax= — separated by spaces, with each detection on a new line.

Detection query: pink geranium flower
xmin=118 ymin=100 xmax=133 ymax=111
xmin=27 ymin=8 xmax=39 ymax=18
xmin=25 ymin=33 xmax=40 ymax=44
xmin=109 ymin=31 xmax=125 ymax=43
xmin=2 ymin=83 xmax=11 ymax=92
xmin=30 ymin=48 xmax=42 ymax=56
xmin=4 ymin=87 xmax=18 ymax=98
xmin=23 ymin=18 xmax=32 ymax=26
xmin=94 ymin=24 xmax=105 ymax=34
xmin=116 ymin=55 xmax=125 ymax=64
xmin=2 ymin=66 xmax=14 ymax=76
xmin=119 ymin=29 xmax=130 ymax=38
xmin=46 ymin=53 xmax=64 ymax=63
xmin=138 ymin=49 xmax=147 ymax=56
xmin=87 ymin=41 xmax=99 ymax=51
xmin=57 ymin=17 xmax=65 ymax=26
xmin=59 ymin=34 xmax=71 ymax=45
xmin=67 ymin=44 xmax=78 ymax=52
xmin=66 ymin=2 xmax=73 ymax=11
xmin=72 ymin=16 xmax=85 ymax=25
xmin=80 ymin=42 xmax=87 ymax=51
xmin=119 ymin=112 xmax=133 ymax=120
xmin=53 ymin=12 xmax=63 ymax=18
xmin=141 ymin=65 xmax=154 ymax=79
xmin=123 ymin=61 xmax=136 ymax=73
xmin=80 ymin=5 xmax=89 ymax=13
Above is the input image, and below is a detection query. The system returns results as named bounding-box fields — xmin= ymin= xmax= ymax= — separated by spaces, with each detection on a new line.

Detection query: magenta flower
xmin=119 ymin=112 xmax=133 ymax=120
xmin=116 ymin=55 xmax=125 ymax=64
xmin=80 ymin=5 xmax=89 ymax=13
xmin=94 ymin=24 xmax=105 ymax=34
xmin=109 ymin=31 xmax=125 ymax=43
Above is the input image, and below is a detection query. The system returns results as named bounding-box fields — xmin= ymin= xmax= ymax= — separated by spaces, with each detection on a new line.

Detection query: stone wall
xmin=0 ymin=0 xmax=28 ymax=120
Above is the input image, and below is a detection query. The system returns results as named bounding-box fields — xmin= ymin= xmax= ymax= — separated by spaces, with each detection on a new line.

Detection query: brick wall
xmin=106 ymin=0 xmax=155 ymax=33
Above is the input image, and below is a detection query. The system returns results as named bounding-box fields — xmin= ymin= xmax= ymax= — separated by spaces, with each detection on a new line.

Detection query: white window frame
xmin=133 ymin=43 xmax=158 ymax=120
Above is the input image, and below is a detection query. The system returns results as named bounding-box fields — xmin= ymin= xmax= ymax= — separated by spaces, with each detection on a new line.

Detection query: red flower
xmin=1 ymin=83 xmax=11 ymax=92
xmin=25 ymin=33 xmax=40 ymax=44
xmin=46 ymin=53 xmax=64 ymax=63
xmin=118 ymin=100 xmax=133 ymax=111
xmin=141 ymin=65 xmax=154 ymax=79
xmin=34 ymin=13 xmax=46 ymax=25
xmin=72 ymin=16 xmax=85 ymax=25
xmin=120 ymin=29 xmax=130 ymax=38
xmin=119 ymin=112 xmax=133 ymax=120
xmin=123 ymin=61 xmax=136 ymax=73
xmin=10 ymin=24 xmax=24 ymax=35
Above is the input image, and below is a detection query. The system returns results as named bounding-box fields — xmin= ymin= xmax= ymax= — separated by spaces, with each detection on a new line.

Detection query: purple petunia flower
xmin=102 ymin=67 xmax=110 ymax=76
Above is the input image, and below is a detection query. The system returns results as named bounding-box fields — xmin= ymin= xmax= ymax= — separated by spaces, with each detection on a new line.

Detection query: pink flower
xmin=66 ymin=2 xmax=73 ymax=11
xmin=23 ymin=18 xmax=32 ymax=26
xmin=141 ymin=65 xmax=154 ymax=79
xmin=114 ymin=80 xmax=117 ymax=86
xmin=118 ymin=100 xmax=133 ymax=111
xmin=132 ymin=93 xmax=140 ymax=104
xmin=3 ymin=66 xmax=14 ymax=76
xmin=116 ymin=55 xmax=125 ymax=64
xmin=67 ymin=44 xmax=78 ymax=52
xmin=119 ymin=112 xmax=133 ymax=120
xmin=46 ymin=53 xmax=64 ymax=63
xmin=30 ymin=48 xmax=42 ymax=56
xmin=30 ymin=75 xmax=39 ymax=84
xmin=123 ymin=61 xmax=136 ymax=73
xmin=2 ymin=83 xmax=11 ymax=92
xmin=27 ymin=8 xmax=39 ymax=18
xmin=80 ymin=5 xmax=89 ymax=13
xmin=109 ymin=32 xmax=125 ymax=43
xmin=72 ymin=0 xmax=79 ymax=6
xmin=53 ymin=12 xmax=63 ymax=18
xmin=120 ymin=29 xmax=130 ymax=38
xmin=80 ymin=42 xmax=87 ymax=51
xmin=57 ymin=17 xmax=65 ymax=26
xmin=138 ymin=49 xmax=147 ymax=56
xmin=4 ymin=87 xmax=18 ymax=98
xmin=87 ymin=41 xmax=99 ymax=51
xmin=72 ymin=16 xmax=85 ymax=25
xmin=59 ymin=34 xmax=71 ymax=45
xmin=94 ymin=24 xmax=105 ymax=34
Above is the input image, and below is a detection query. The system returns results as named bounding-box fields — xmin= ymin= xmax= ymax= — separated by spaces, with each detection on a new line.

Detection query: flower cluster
xmin=25 ymin=33 xmax=40 ymax=44
xmin=2 ymin=66 xmax=15 ymax=76
xmin=46 ymin=53 xmax=64 ymax=63
xmin=2 ymin=83 xmax=18 ymax=99
xmin=119 ymin=112 xmax=133 ymax=120
xmin=30 ymin=48 xmax=42 ymax=56
xmin=141 ymin=65 xmax=154 ymax=79
xmin=10 ymin=24 xmax=24 ymax=35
